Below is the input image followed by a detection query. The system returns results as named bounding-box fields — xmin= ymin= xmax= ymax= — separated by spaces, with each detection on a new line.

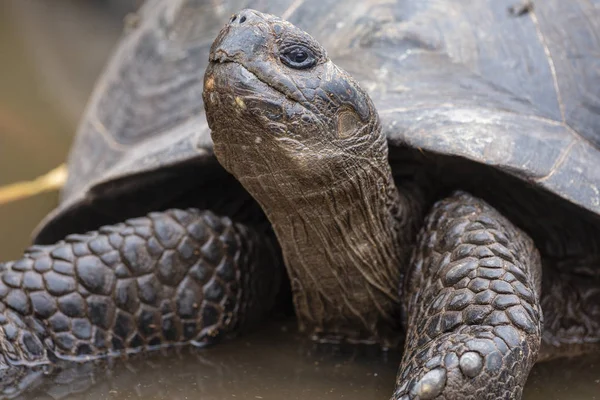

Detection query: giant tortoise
xmin=1 ymin=1 xmax=599 ymax=399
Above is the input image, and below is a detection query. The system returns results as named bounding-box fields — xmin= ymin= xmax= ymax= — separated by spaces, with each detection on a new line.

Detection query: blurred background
xmin=0 ymin=0 xmax=139 ymax=259
xmin=0 ymin=1 xmax=598 ymax=399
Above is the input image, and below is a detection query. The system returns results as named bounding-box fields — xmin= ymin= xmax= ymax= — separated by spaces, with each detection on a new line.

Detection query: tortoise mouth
xmin=204 ymin=60 xmax=313 ymax=118
xmin=206 ymin=61 xmax=285 ymax=105
xmin=204 ymin=61 xmax=289 ymax=140
xmin=203 ymin=60 xmax=319 ymax=154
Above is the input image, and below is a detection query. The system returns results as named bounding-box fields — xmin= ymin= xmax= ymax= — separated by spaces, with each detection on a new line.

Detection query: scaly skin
xmin=395 ymin=192 xmax=542 ymax=399
xmin=0 ymin=209 xmax=280 ymax=368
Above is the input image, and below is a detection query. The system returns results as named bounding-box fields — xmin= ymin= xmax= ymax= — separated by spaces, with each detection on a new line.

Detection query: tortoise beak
xmin=204 ymin=61 xmax=262 ymax=102
xmin=209 ymin=9 xmax=269 ymax=65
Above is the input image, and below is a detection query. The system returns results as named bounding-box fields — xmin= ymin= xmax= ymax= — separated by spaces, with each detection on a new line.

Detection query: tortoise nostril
xmin=240 ymin=15 xmax=247 ymax=23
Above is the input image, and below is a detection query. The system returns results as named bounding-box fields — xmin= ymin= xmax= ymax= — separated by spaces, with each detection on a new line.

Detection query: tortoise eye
xmin=280 ymin=46 xmax=316 ymax=69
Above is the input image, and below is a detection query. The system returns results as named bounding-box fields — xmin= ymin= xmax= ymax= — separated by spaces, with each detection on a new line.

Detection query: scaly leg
xmin=394 ymin=191 xmax=543 ymax=400
xmin=0 ymin=209 xmax=280 ymax=367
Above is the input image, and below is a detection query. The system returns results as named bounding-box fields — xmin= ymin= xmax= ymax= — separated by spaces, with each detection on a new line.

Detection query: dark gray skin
xmin=203 ymin=9 xmax=599 ymax=400
xmin=205 ymin=15 xmax=412 ymax=347
xmin=0 ymin=2 xmax=599 ymax=400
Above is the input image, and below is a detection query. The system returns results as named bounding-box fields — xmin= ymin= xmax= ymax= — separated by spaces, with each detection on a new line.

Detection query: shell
xmin=35 ymin=0 xmax=600 ymax=243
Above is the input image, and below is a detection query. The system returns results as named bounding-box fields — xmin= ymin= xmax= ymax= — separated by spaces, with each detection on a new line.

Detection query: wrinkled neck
xmin=263 ymin=160 xmax=413 ymax=346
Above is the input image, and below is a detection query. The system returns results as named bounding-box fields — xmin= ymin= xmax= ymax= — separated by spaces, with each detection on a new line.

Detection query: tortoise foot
xmin=394 ymin=191 xmax=543 ymax=399
xmin=0 ymin=209 xmax=280 ymax=397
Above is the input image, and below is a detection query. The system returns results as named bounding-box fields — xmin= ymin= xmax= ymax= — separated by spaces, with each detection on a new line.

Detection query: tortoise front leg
xmin=394 ymin=191 xmax=543 ymax=400
xmin=0 ymin=209 xmax=280 ymax=367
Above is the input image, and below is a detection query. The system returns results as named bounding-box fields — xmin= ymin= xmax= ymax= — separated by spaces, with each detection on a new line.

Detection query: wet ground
xmin=0 ymin=1 xmax=598 ymax=399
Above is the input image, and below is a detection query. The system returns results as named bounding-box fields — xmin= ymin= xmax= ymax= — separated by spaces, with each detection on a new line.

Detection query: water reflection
xmin=5 ymin=320 xmax=399 ymax=400
xmin=2 ymin=320 xmax=598 ymax=400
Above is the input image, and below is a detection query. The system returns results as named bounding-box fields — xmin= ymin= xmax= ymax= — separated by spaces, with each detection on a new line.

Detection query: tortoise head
xmin=204 ymin=10 xmax=405 ymax=345
xmin=204 ymin=9 xmax=385 ymax=198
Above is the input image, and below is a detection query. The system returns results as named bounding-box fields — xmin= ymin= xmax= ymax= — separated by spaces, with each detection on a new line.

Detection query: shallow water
xmin=8 ymin=320 xmax=600 ymax=400
xmin=0 ymin=1 xmax=598 ymax=399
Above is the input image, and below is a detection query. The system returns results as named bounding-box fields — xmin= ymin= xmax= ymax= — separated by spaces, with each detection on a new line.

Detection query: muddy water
xmin=8 ymin=320 xmax=600 ymax=400
xmin=0 ymin=1 xmax=598 ymax=399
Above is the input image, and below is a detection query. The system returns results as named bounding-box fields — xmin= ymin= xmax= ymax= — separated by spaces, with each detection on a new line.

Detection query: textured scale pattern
xmin=394 ymin=192 xmax=543 ymax=400
xmin=0 ymin=209 xmax=279 ymax=365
